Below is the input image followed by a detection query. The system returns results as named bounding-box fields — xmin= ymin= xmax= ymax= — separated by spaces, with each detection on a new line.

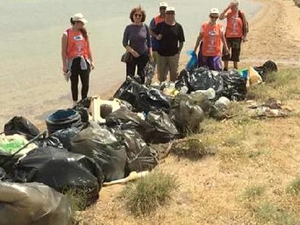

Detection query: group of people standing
xmin=123 ymin=3 xmax=185 ymax=85
xmin=61 ymin=0 xmax=248 ymax=105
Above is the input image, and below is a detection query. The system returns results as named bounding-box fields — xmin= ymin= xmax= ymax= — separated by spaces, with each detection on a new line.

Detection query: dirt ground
xmin=77 ymin=0 xmax=300 ymax=224
xmin=241 ymin=0 xmax=300 ymax=68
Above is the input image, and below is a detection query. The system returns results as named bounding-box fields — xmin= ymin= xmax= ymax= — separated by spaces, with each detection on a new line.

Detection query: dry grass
xmin=75 ymin=69 xmax=300 ymax=224
xmin=171 ymin=138 xmax=215 ymax=160
xmin=119 ymin=171 xmax=179 ymax=217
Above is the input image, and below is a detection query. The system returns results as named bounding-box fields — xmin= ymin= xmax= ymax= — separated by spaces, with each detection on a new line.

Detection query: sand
xmin=241 ymin=0 xmax=300 ymax=68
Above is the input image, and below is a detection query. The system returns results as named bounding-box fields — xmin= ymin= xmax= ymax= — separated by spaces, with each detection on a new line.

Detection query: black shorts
xmin=222 ymin=38 xmax=242 ymax=62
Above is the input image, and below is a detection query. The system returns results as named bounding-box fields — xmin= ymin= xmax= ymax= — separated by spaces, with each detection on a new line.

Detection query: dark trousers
xmin=70 ymin=58 xmax=91 ymax=101
xmin=126 ymin=54 xmax=149 ymax=84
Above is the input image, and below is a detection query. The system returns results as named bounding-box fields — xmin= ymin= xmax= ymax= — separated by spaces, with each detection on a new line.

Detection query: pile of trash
xmin=0 ymin=61 xmax=278 ymax=224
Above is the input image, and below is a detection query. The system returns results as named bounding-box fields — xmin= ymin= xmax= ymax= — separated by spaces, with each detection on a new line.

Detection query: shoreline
xmin=6 ymin=0 xmax=300 ymax=130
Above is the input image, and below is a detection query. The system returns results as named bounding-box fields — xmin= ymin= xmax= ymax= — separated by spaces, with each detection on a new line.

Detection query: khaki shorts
xmin=156 ymin=53 xmax=180 ymax=82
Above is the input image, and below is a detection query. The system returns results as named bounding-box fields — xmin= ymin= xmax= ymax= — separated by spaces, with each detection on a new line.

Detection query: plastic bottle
xmin=195 ymin=88 xmax=216 ymax=99
xmin=215 ymin=96 xmax=231 ymax=109
xmin=180 ymin=86 xmax=188 ymax=94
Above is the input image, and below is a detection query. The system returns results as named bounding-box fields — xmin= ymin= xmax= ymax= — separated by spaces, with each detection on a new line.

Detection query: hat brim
xmin=75 ymin=18 xmax=88 ymax=24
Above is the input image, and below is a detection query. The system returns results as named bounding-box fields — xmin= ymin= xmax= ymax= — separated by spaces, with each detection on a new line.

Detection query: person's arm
xmin=61 ymin=33 xmax=68 ymax=73
xmin=219 ymin=5 xmax=231 ymax=20
xmin=153 ymin=22 xmax=163 ymax=40
xmin=221 ymin=30 xmax=229 ymax=54
xmin=149 ymin=18 xmax=158 ymax=39
xmin=122 ymin=25 xmax=140 ymax=58
xmin=240 ymin=11 xmax=248 ymax=41
xmin=87 ymin=38 xmax=95 ymax=69
xmin=178 ymin=42 xmax=184 ymax=54
xmin=194 ymin=31 xmax=203 ymax=53
xmin=146 ymin=25 xmax=154 ymax=63
xmin=178 ymin=24 xmax=185 ymax=54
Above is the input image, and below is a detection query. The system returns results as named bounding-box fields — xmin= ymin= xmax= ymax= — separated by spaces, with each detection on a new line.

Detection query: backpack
xmin=238 ymin=10 xmax=249 ymax=36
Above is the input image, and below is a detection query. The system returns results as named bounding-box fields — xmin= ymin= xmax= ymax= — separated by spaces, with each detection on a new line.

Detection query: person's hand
xmin=242 ymin=36 xmax=248 ymax=42
xmin=156 ymin=34 xmax=162 ymax=40
xmin=224 ymin=47 xmax=230 ymax=55
xmin=90 ymin=61 xmax=95 ymax=70
xmin=149 ymin=55 xmax=154 ymax=64
xmin=62 ymin=65 xmax=68 ymax=74
xmin=132 ymin=51 xmax=140 ymax=58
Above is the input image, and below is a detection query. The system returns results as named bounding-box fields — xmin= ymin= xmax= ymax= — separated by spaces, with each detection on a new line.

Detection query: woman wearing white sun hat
xmin=61 ymin=13 xmax=94 ymax=106
xmin=194 ymin=8 xmax=229 ymax=71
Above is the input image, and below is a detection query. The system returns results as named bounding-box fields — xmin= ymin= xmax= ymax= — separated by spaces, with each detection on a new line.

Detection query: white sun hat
xmin=165 ymin=6 xmax=176 ymax=13
xmin=210 ymin=8 xmax=219 ymax=15
xmin=72 ymin=13 xmax=88 ymax=24
xmin=159 ymin=2 xmax=168 ymax=7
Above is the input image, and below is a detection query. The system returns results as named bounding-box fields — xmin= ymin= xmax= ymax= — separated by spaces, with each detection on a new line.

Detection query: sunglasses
xmin=134 ymin=14 xmax=142 ymax=18
xmin=166 ymin=12 xmax=175 ymax=15
xmin=159 ymin=7 xmax=167 ymax=10
xmin=210 ymin=16 xmax=218 ymax=19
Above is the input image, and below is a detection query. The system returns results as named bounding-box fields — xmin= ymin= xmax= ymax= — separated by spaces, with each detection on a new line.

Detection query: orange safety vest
xmin=154 ymin=15 xmax=165 ymax=26
xmin=225 ymin=9 xmax=244 ymax=38
xmin=201 ymin=22 xmax=222 ymax=56
xmin=66 ymin=28 xmax=88 ymax=59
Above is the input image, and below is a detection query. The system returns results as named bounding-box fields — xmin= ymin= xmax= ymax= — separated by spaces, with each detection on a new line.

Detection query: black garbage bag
xmin=11 ymin=146 xmax=104 ymax=208
xmin=113 ymin=78 xmax=171 ymax=113
xmin=0 ymin=167 xmax=7 ymax=181
xmin=113 ymin=78 xmax=144 ymax=110
xmin=144 ymin=111 xmax=180 ymax=144
xmin=254 ymin=60 xmax=278 ymax=82
xmin=220 ymin=70 xmax=247 ymax=101
xmin=177 ymin=67 xmax=224 ymax=96
xmin=106 ymin=108 xmax=179 ymax=144
xmin=46 ymin=109 xmax=83 ymax=135
xmin=51 ymin=127 xmax=80 ymax=151
xmin=173 ymin=93 xmax=212 ymax=116
xmin=170 ymin=101 xmax=204 ymax=134
xmin=4 ymin=116 xmax=40 ymax=140
xmin=0 ymin=182 xmax=71 ymax=225
xmin=73 ymin=97 xmax=92 ymax=123
xmin=70 ymin=127 xmax=127 ymax=182
xmin=36 ymin=136 xmax=64 ymax=149
xmin=105 ymin=108 xmax=146 ymax=131
xmin=137 ymin=88 xmax=171 ymax=113
xmin=75 ymin=97 xmax=92 ymax=109
xmin=175 ymin=69 xmax=190 ymax=92
xmin=118 ymin=99 xmax=133 ymax=111
xmin=114 ymin=129 xmax=158 ymax=173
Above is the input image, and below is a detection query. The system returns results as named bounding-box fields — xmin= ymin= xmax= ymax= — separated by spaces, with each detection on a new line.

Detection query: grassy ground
xmin=76 ymin=68 xmax=300 ymax=225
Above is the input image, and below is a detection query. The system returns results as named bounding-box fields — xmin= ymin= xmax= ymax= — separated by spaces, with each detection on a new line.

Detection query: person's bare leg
xmin=223 ymin=60 xmax=229 ymax=71
xmin=233 ymin=61 xmax=238 ymax=69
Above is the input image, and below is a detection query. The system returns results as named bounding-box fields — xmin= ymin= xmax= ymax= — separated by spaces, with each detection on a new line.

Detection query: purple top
xmin=122 ymin=24 xmax=152 ymax=55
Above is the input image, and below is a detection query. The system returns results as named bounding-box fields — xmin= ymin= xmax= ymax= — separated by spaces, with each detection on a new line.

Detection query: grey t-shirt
xmin=122 ymin=24 xmax=152 ymax=55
